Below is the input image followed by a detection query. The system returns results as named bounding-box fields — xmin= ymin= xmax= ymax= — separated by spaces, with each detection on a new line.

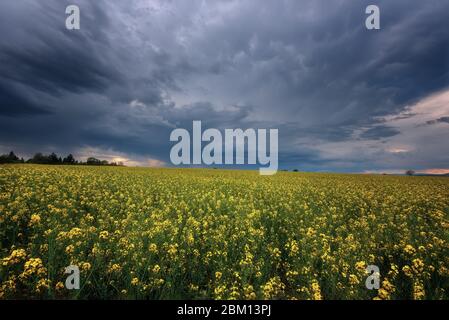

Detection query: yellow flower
xmin=310 ymin=280 xmax=322 ymax=300
xmin=131 ymin=277 xmax=139 ymax=286
xmin=215 ymin=271 xmax=222 ymax=280
xmin=22 ymin=258 xmax=46 ymax=278
xmin=412 ymin=258 xmax=424 ymax=273
xmin=377 ymin=288 xmax=390 ymax=300
xmin=55 ymin=281 xmax=65 ymax=291
xmin=244 ymin=285 xmax=256 ymax=300
xmin=271 ymin=247 xmax=281 ymax=259
xmin=99 ymin=231 xmax=109 ymax=240
xmin=167 ymin=244 xmax=178 ymax=256
xmin=65 ymin=244 xmax=75 ymax=254
xmin=349 ymin=274 xmax=360 ymax=285
xmin=149 ymin=243 xmax=158 ymax=253
xmin=355 ymin=261 xmax=367 ymax=272
xmin=413 ymin=281 xmax=425 ymax=300
xmin=2 ymin=249 xmax=27 ymax=266
xmin=402 ymin=265 xmax=413 ymax=277
xmin=388 ymin=264 xmax=399 ymax=277
xmin=286 ymin=240 xmax=299 ymax=255
xmin=382 ymin=279 xmax=395 ymax=293
xmin=404 ymin=245 xmax=416 ymax=255
xmin=29 ymin=214 xmax=41 ymax=226
xmin=152 ymin=264 xmax=161 ymax=273
xmin=35 ymin=278 xmax=50 ymax=293
xmin=189 ymin=283 xmax=199 ymax=291
xmin=262 ymin=276 xmax=286 ymax=299
xmin=108 ymin=263 xmax=121 ymax=273
xmin=81 ymin=262 xmax=91 ymax=271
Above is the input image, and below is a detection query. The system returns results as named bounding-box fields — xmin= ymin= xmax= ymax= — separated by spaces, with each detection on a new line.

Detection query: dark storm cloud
xmin=281 ymin=123 xmax=356 ymax=143
xmin=0 ymin=81 xmax=51 ymax=116
xmin=0 ymin=1 xmax=121 ymax=97
xmin=0 ymin=0 xmax=448 ymax=171
xmin=425 ymin=117 xmax=449 ymax=126
xmin=360 ymin=126 xmax=401 ymax=140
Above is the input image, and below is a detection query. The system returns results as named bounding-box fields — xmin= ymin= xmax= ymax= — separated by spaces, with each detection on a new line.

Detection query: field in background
xmin=1 ymin=164 xmax=448 ymax=299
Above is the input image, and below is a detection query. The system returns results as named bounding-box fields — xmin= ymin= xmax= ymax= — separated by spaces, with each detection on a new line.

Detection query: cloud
xmin=0 ymin=0 xmax=448 ymax=172
xmin=418 ymin=169 xmax=449 ymax=175
xmin=425 ymin=116 xmax=449 ymax=125
xmin=75 ymin=146 xmax=165 ymax=167
xmin=0 ymin=81 xmax=52 ymax=116
xmin=360 ymin=126 xmax=401 ymax=140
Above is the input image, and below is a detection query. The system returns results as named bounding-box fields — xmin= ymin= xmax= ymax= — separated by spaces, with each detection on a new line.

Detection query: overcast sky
xmin=1 ymin=0 xmax=448 ymax=173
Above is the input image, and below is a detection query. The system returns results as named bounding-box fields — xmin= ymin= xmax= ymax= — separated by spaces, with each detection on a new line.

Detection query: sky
xmin=0 ymin=0 xmax=448 ymax=173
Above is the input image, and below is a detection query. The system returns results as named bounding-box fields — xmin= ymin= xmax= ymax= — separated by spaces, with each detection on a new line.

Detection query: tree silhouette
xmin=1 ymin=151 xmax=123 ymax=166
xmin=63 ymin=154 xmax=76 ymax=164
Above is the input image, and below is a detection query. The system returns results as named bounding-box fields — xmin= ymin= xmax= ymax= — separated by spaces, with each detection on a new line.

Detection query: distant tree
xmin=3 ymin=151 xmax=122 ymax=166
xmin=293 ymin=169 xmax=299 ymax=172
xmin=48 ymin=153 xmax=61 ymax=164
xmin=405 ymin=170 xmax=415 ymax=176
xmin=8 ymin=151 xmax=19 ymax=162
xmin=28 ymin=152 xmax=62 ymax=164
xmin=86 ymin=157 xmax=102 ymax=165
xmin=30 ymin=153 xmax=48 ymax=164
xmin=63 ymin=154 xmax=76 ymax=164
xmin=0 ymin=151 xmax=21 ymax=164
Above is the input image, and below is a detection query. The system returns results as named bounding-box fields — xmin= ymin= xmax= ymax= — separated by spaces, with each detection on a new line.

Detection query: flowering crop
xmin=0 ymin=165 xmax=448 ymax=299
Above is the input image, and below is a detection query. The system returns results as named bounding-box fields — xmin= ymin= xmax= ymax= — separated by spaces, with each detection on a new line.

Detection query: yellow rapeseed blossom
xmin=0 ymin=165 xmax=448 ymax=299
xmin=149 ymin=243 xmax=158 ymax=253
xmin=412 ymin=258 xmax=425 ymax=273
xmin=349 ymin=274 xmax=359 ymax=285
xmin=402 ymin=265 xmax=413 ymax=277
xmin=413 ymin=281 xmax=425 ymax=300
xmin=81 ymin=262 xmax=91 ymax=271
xmin=65 ymin=245 xmax=75 ymax=255
xmin=131 ymin=278 xmax=139 ymax=286
xmin=99 ymin=231 xmax=109 ymax=240
xmin=35 ymin=279 xmax=50 ymax=293
xmin=2 ymin=249 xmax=27 ymax=266
xmin=22 ymin=258 xmax=46 ymax=278
xmin=108 ymin=263 xmax=122 ymax=273
xmin=355 ymin=261 xmax=367 ymax=272
xmin=310 ymin=280 xmax=322 ymax=300
xmin=152 ymin=265 xmax=161 ymax=273
xmin=262 ymin=276 xmax=285 ymax=299
xmin=404 ymin=245 xmax=416 ymax=255
xmin=29 ymin=214 xmax=41 ymax=226
xmin=55 ymin=282 xmax=65 ymax=291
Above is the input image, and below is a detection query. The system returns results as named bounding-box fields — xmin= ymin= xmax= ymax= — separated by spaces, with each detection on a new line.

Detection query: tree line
xmin=0 ymin=151 xmax=124 ymax=166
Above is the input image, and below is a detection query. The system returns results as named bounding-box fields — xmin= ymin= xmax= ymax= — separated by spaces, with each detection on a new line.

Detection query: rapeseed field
xmin=0 ymin=165 xmax=448 ymax=299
